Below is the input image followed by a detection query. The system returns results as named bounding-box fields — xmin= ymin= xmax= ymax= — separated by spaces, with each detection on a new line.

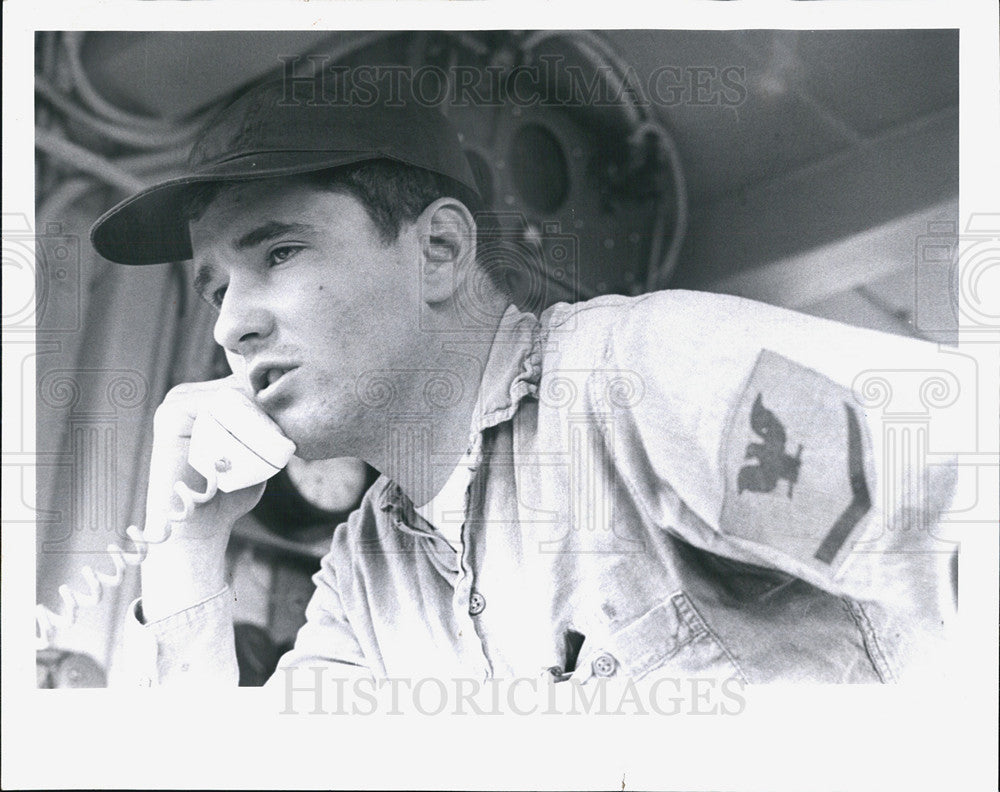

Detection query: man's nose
xmin=212 ymin=277 xmax=275 ymax=353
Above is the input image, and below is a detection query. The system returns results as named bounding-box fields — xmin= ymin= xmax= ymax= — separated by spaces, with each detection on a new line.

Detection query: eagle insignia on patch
xmin=720 ymin=350 xmax=876 ymax=575
xmin=737 ymin=394 xmax=803 ymax=498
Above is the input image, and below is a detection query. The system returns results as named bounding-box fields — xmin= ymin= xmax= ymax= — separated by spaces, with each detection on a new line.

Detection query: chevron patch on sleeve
xmin=719 ymin=350 xmax=877 ymax=576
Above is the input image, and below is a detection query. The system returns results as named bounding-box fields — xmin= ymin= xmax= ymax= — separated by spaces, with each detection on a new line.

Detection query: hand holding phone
xmin=144 ymin=378 xmax=291 ymax=532
xmin=36 ymin=377 xmax=298 ymax=647
xmin=138 ymin=378 xmax=296 ymax=622
xmin=185 ymin=386 xmax=296 ymax=496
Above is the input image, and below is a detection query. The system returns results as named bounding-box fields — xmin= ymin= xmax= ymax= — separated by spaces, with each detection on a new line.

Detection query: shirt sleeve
xmin=603 ymin=290 xmax=961 ymax=608
xmin=263 ymin=547 xmax=373 ymax=691
xmin=119 ymin=587 xmax=238 ymax=687
xmin=119 ymin=538 xmax=373 ymax=688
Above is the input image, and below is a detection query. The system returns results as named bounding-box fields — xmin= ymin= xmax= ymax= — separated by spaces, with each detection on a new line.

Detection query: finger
xmin=161 ymin=375 xmax=242 ymax=400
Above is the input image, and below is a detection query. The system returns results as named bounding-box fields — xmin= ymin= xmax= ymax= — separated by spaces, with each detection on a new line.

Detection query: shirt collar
xmin=468 ymin=302 xmax=543 ymax=440
xmin=377 ymin=302 xmax=543 ymax=517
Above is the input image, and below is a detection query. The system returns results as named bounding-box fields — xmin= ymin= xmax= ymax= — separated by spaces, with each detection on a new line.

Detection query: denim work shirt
xmin=125 ymin=290 xmax=959 ymax=686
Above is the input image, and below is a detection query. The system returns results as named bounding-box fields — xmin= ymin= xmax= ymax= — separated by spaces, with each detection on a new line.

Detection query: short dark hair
xmin=182 ymin=159 xmax=510 ymax=294
xmin=184 ymin=158 xmax=483 ymax=230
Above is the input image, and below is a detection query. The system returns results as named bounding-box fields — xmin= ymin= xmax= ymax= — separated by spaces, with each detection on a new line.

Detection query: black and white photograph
xmin=3 ymin=2 xmax=998 ymax=790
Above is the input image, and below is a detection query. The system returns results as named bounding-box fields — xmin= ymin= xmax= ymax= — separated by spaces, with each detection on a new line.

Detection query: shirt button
xmin=592 ymin=653 xmax=617 ymax=678
xmin=468 ymin=591 xmax=486 ymax=616
xmin=138 ymin=676 xmax=152 ymax=688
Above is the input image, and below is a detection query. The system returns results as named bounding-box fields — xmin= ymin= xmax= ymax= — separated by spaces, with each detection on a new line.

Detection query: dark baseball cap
xmin=89 ymin=76 xmax=480 ymax=265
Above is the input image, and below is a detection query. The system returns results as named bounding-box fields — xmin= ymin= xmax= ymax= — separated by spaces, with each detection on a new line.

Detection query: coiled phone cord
xmin=34 ymin=470 xmax=221 ymax=650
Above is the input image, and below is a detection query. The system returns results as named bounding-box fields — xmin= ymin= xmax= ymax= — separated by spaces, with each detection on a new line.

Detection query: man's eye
xmin=210 ymin=285 xmax=227 ymax=308
xmin=268 ymin=245 xmax=302 ymax=267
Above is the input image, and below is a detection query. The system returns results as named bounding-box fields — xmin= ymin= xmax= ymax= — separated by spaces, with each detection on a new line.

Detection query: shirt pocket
xmin=573 ymin=591 xmax=748 ymax=684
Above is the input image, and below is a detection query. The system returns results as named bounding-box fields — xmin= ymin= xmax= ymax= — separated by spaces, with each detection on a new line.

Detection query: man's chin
xmin=272 ymin=404 xmax=360 ymax=461
xmin=281 ymin=428 xmax=345 ymax=462
xmin=289 ymin=445 xmax=328 ymax=462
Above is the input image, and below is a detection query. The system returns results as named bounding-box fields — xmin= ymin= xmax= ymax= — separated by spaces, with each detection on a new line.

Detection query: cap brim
xmin=90 ymin=150 xmax=392 ymax=265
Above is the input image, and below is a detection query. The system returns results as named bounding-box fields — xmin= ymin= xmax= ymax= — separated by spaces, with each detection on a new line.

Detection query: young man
xmin=91 ymin=77 xmax=958 ymax=687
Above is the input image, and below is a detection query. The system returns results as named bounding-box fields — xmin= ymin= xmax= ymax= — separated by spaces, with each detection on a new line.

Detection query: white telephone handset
xmin=189 ymin=389 xmax=296 ymax=492
xmin=35 ymin=387 xmax=296 ymax=650
xmin=176 ymin=388 xmax=296 ymax=514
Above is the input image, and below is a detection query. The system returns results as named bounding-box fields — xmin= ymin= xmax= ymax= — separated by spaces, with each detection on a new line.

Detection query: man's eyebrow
xmin=233 ymin=221 xmax=313 ymax=252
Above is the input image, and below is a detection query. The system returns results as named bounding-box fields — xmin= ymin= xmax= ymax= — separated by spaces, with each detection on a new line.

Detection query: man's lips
xmin=249 ymin=363 xmax=300 ymax=397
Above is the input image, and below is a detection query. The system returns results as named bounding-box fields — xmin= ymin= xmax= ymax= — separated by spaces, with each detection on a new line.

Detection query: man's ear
xmin=417 ymin=197 xmax=477 ymax=305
